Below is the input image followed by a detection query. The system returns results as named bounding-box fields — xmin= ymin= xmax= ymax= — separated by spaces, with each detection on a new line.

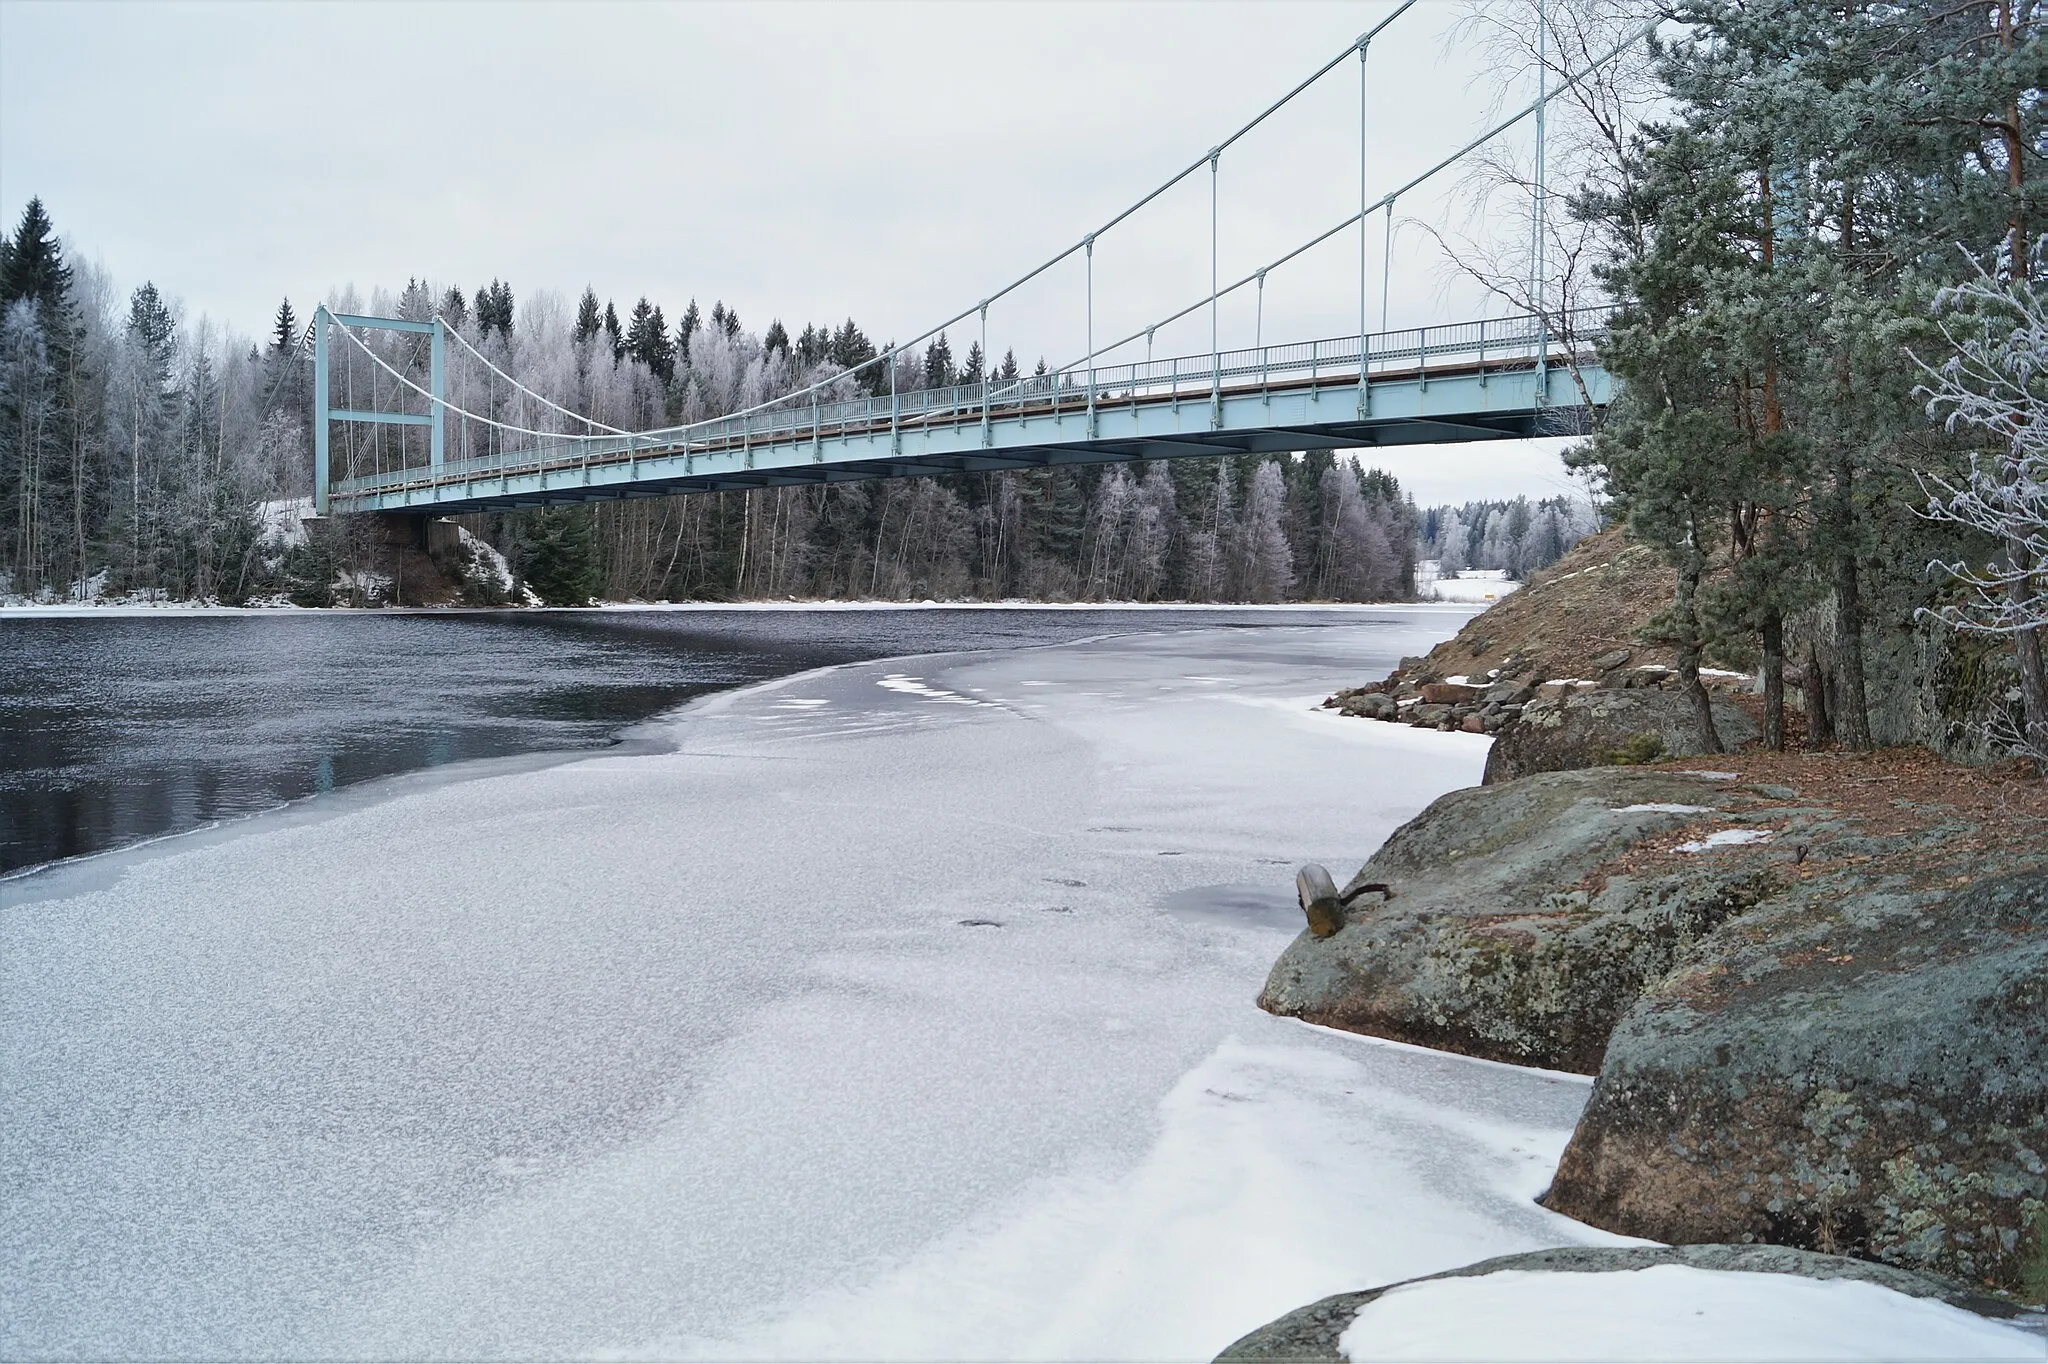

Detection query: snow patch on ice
xmin=877 ymin=674 xmax=989 ymax=706
xmin=1676 ymin=828 xmax=1772 ymax=853
xmin=1339 ymin=1265 xmax=2043 ymax=1362
xmin=662 ymin=1038 xmax=1614 ymax=1361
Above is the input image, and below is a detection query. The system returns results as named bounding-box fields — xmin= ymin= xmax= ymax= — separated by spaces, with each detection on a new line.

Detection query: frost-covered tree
xmin=1240 ymin=460 xmax=1295 ymax=602
xmin=1918 ymin=248 xmax=2048 ymax=762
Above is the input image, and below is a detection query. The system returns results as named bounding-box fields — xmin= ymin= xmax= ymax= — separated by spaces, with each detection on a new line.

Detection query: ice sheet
xmin=4 ymin=618 xmax=1615 ymax=1361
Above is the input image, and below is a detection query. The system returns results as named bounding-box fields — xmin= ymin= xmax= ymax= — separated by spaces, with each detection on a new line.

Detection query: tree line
xmin=0 ymin=200 xmax=1601 ymax=610
xmin=1418 ymin=495 xmax=1603 ymax=577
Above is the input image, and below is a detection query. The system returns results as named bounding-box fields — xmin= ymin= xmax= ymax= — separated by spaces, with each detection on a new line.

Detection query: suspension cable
xmin=437 ymin=315 xmax=631 ymax=435
xmin=330 ymin=7 xmax=1642 ymax=461
xmin=1025 ymin=13 xmax=1659 ymax=382
xmin=329 ymin=317 xmax=628 ymax=443
xmin=596 ymin=1 xmax=1425 ymax=444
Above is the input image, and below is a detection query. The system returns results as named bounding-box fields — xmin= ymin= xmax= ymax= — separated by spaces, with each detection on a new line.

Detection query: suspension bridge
xmin=313 ymin=4 xmax=1630 ymax=520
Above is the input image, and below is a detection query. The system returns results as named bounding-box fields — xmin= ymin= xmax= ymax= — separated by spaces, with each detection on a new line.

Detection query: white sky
xmin=0 ymin=0 xmax=1589 ymax=504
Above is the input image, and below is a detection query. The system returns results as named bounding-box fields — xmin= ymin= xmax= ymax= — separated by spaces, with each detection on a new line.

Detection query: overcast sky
xmin=0 ymin=0 xmax=1592 ymax=505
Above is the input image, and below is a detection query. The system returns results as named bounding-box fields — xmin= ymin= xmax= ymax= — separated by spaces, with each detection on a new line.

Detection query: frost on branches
xmin=1918 ymin=245 xmax=2048 ymax=764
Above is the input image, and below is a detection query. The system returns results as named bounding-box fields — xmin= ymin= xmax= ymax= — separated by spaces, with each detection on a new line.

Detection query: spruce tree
xmin=270 ymin=299 xmax=299 ymax=354
xmin=0 ymin=199 xmax=71 ymax=316
xmin=574 ymin=288 xmax=602 ymax=346
xmin=923 ymin=332 xmax=954 ymax=389
xmin=519 ymin=506 xmax=602 ymax=605
xmin=677 ymin=298 xmax=701 ymax=367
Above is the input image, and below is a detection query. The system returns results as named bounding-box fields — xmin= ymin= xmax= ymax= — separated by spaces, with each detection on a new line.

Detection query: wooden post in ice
xmin=1296 ymin=864 xmax=1346 ymax=939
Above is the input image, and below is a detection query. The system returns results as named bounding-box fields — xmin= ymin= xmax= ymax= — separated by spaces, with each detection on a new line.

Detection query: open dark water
xmin=0 ymin=606 xmax=1405 ymax=875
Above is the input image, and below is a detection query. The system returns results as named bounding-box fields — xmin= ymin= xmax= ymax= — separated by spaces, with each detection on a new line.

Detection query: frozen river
xmin=1 ymin=606 xmax=1447 ymax=874
xmin=3 ymin=611 xmax=1627 ymax=1360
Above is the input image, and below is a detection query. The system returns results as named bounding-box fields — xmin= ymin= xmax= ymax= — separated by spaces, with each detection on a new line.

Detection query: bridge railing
xmin=330 ymin=306 xmax=1610 ymax=500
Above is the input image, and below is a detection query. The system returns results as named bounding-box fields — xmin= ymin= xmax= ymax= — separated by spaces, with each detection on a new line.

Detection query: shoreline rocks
xmin=1258 ymin=768 xmax=1786 ymax=1074
xmin=1257 ymin=756 xmax=2048 ymax=1301
xmin=1482 ymin=689 xmax=1761 ymax=784
xmin=1546 ymin=868 xmax=2048 ymax=1302
xmin=1214 ymin=1245 xmax=2039 ymax=1362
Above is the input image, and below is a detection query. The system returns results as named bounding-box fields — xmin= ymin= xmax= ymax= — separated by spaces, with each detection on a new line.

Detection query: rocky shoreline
xmin=1223 ymin=572 xmax=2048 ymax=1356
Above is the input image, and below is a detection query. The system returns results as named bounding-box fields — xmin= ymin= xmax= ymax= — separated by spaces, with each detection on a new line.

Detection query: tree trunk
xmin=1829 ymin=451 xmax=1872 ymax=748
xmin=1761 ymin=606 xmax=1785 ymax=750
xmin=1804 ymin=641 xmax=1834 ymax=747
xmin=1675 ymin=543 xmax=1724 ymax=754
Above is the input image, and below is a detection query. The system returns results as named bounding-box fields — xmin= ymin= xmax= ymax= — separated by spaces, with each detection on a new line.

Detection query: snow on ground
xmin=259 ymin=495 xmax=315 ymax=550
xmin=3 ymin=618 xmax=2018 ymax=1361
xmin=1677 ymin=828 xmax=1774 ymax=852
xmin=1339 ymin=1265 xmax=2044 ymax=1362
xmin=1415 ymin=563 xmax=1522 ymax=604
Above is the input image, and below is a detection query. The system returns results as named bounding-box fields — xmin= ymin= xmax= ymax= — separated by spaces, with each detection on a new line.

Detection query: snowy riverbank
xmin=4 ymin=620 xmax=2033 ymax=1360
xmin=0 ymin=597 xmax=1454 ymax=618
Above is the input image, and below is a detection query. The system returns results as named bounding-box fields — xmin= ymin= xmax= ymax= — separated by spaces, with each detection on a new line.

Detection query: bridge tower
xmin=312 ymin=306 xmax=446 ymax=516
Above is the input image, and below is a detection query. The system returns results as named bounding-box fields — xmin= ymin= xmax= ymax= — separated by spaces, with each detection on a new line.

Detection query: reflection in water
xmin=2 ymin=606 xmax=1406 ymax=875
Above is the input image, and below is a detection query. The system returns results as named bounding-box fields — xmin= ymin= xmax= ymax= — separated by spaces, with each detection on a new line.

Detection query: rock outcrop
xmin=1547 ymin=868 xmax=2048 ymax=1303
xmin=1482 ymin=689 xmax=1761 ymax=784
xmin=1214 ymin=1245 xmax=2038 ymax=1362
xmin=1258 ymin=750 xmax=2048 ymax=1300
xmin=1259 ymin=767 xmax=1781 ymax=1073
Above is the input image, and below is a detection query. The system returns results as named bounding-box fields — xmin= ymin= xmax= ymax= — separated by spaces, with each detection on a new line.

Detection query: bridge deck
xmin=327 ymin=320 xmax=1607 ymax=516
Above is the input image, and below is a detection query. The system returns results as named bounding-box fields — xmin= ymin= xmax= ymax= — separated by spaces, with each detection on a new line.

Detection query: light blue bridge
xmin=313 ymin=2 xmax=1633 ymax=519
xmin=318 ymin=315 xmax=1608 ymax=517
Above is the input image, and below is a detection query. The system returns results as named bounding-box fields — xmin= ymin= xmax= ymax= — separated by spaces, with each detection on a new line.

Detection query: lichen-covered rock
xmin=1547 ymin=869 xmax=2048 ymax=1303
xmin=1213 ymin=1244 xmax=2036 ymax=1361
xmin=1338 ymin=691 xmax=1397 ymax=720
xmin=1483 ymin=689 xmax=1761 ymax=785
xmin=1257 ymin=769 xmax=1783 ymax=1073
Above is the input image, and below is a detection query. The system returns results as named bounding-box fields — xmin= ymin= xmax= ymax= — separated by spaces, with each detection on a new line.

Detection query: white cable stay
xmin=435 ymin=315 xmax=632 ymax=435
xmin=330 ymin=318 xmax=635 ymax=444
